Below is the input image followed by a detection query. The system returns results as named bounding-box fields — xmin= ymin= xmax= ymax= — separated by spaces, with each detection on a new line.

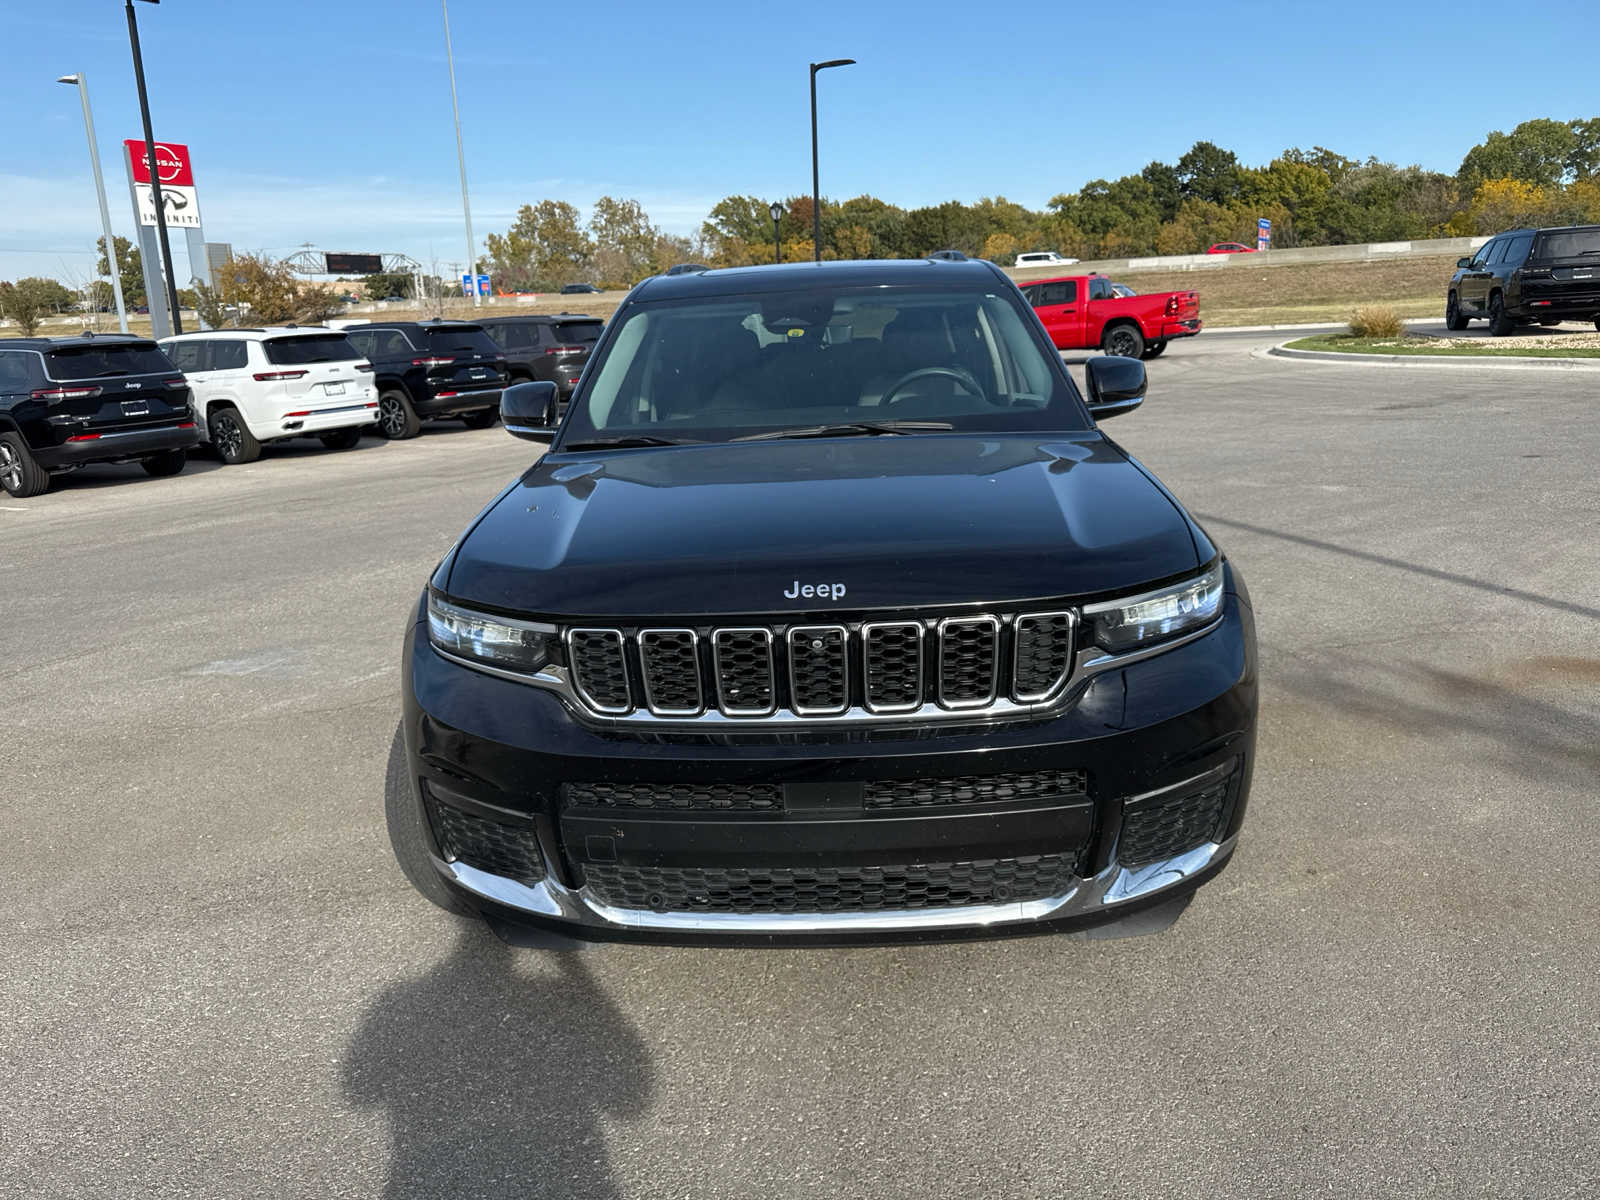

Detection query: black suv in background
xmin=0 ymin=334 xmax=199 ymax=498
xmin=343 ymin=320 xmax=508 ymax=438
xmin=1447 ymin=225 xmax=1600 ymax=335
xmin=476 ymin=313 xmax=604 ymax=404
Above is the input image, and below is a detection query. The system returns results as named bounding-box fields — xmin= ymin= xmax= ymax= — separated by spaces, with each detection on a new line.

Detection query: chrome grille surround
xmin=539 ymin=606 xmax=1222 ymax=729
xmin=935 ymin=615 xmax=1000 ymax=708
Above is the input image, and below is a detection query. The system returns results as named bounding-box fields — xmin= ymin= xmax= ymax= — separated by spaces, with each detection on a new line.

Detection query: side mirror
xmin=501 ymin=381 xmax=559 ymax=443
xmin=1457 ymin=256 xmax=1472 ymax=268
xmin=1084 ymin=355 xmax=1146 ymax=421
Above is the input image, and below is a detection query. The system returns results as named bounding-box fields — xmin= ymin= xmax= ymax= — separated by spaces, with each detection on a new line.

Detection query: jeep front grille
xmin=564 ymin=608 xmax=1079 ymax=726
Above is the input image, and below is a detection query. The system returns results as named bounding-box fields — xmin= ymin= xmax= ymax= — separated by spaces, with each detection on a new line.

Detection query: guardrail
xmin=1006 ymin=235 xmax=1491 ymax=282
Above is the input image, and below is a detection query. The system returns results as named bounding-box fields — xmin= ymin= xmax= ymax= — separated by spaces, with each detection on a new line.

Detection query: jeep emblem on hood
xmin=784 ymin=580 xmax=847 ymax=601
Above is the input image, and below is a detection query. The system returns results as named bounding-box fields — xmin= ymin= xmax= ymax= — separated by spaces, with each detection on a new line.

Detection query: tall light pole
xmin=57 ymin=72 xmax=127 ymax=333
xmin=769 ymin=200 xmax=784 ymax=264
xmin=441 ymin=0 xmax=479 ymax=307
xmin=809 ymin=58 xmax=855 ymax=263
xmin=125 ymin=0 xmax=182 ymax=332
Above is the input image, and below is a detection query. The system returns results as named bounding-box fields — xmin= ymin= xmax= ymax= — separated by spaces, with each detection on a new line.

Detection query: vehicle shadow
xmin=342 ymin=925 xmax=653 ymax=1200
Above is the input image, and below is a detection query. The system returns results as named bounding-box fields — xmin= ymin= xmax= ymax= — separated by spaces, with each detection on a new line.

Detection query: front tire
xmin=0 ymin=433 xmax=50 ymax=498
xmin=209 ymin=405 xmax=261 ymax=464
xmin=461 ymin=408 xmax=499 ymax=429
xmin=1487 ymin=292 xmax=1516 ymax=337
xmin=141 ymin=447 xmax=187 ymax=477
xmin=377 ymin=389 xmax=421 ymax=440
xmin=1101 ymin=323 xmax=1144 ymax=359
xmin=1445 ymin=291 xmax=1469 ymax=331
xmin=384 ymin=724 xmax=478 ymax=917
xmin=1141 ymin=340 xmax=1167 ymax=359
xmin=318 ymin=426 xmax=362 ymax=450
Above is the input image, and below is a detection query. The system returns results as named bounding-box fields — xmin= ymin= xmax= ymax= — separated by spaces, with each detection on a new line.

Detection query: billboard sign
xmin=125 ymin=139 xmax=200 ymax=227
xmin=325 ymin=252 xmax=384 ymax=275
xmin=1257 ymin=217 xmax=1272 ymax=252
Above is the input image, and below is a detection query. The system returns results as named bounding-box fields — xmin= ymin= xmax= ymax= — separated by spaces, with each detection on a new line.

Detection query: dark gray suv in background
xmin=1446 ymin=224 xmax=1600 ymax=334
xmin=476 ymin=313 xmax=604 ymax=404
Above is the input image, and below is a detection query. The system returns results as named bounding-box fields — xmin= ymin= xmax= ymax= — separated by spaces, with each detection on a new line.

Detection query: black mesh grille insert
xmin=863 ymin=622 xmax=922 ymax=710
xmin=563 ymin=781 xmax=782 ymax=812
xmin=938 ymin=618 xmax=998 ymax=705
xmin=788 ymin=626 xmax=848 ymax=713
xmin=638 ymin=629 xmax=701 ymax=714
xmin=1013 ymin=613 xmax=1074 ymax=700
xmin=1119 ymin=773 xmax=1234 ymax=866
xmin=568 ymin=629 xmax=630 ymax=712
xmin=582 ymin=855 xmax=1077 ymax=914
xmin=428 ymin=800 xmax=546 ymax=886
xmin=865 ymin=769 xmax=1089 ymax=810
xmin=713 ymin=628 xmax=774 ymax=714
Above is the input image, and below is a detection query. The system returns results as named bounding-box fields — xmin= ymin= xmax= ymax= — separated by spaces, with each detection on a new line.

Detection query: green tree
xmin=1176 ymin=141 xmax=1242 ymax=205
xmin=96 ymin=235 xmax=145 ymax=306
xmin=1 ymin=277 xmax=71 ymax=335
xmin=485 ymin=201 xmax=592 ymax=291
xmin=1458 ymin=119 xmax=1580 ymax=190
xmin=1568 ymin=118 xmax=1600 ymax=180
xmin=589 ymin=196 xmax=661 ymax=284
xmin=362 ymin=271 xmax=413 ymax=299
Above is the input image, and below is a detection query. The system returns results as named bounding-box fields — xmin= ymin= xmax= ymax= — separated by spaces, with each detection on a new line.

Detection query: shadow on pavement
xmin=343 ymin=924 xmax=652 ymax=1200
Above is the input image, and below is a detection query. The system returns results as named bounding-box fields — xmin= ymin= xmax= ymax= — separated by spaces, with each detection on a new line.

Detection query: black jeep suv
xmin=0 ymin=334 xmax=198 ymax=498
xmin=343 ymin=320 xmax=508 ymax=438
xmin=476 ymin=313 xmax=604 ymax=405
xmin=1446 ymin=224 xmax=1600 ymax=335
xmin=387 ymin=259 xmax=1257 ymax=944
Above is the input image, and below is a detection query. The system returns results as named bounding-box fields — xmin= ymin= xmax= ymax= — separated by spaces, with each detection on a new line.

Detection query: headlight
xmin=1082 ymin=563 xmax=1224 ymax=653
xmin=427 ymin=592 xmax=554 ymax=675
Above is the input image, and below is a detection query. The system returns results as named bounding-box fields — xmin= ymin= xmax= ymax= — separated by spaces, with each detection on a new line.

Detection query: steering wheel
xmin=879 ymin=366 xmax=985 ymax=407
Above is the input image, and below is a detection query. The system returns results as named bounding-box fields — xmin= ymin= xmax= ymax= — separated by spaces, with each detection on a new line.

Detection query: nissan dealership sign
xmin=124 ymin=139 xmax=201 ymax=228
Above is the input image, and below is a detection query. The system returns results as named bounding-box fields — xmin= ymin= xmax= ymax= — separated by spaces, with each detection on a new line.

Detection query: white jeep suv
xmin=159 ymin=328 xmax=378 ymax=464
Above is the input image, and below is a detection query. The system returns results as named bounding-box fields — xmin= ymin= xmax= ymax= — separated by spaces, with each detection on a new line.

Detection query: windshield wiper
xmin=734 ymin=420 xmax=954 ymax=442
xmin=560 ymin=435 xmax=698 ymax=450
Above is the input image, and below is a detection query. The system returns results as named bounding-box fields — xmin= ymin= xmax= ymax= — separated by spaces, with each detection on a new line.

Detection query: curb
xmin=1264 ymin=344 xmax=1600 ymax=371
xmin=1217 ymin=317 xmax=1435 ymax=334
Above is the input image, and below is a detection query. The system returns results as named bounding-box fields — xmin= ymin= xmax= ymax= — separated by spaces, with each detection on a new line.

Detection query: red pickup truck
xmin=1020 ymin=274 xmax=1201 ymax=359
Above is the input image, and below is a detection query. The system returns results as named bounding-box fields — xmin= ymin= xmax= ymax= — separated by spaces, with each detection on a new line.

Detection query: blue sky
xmin=3 ymin=0 xmax=1596 ymax=284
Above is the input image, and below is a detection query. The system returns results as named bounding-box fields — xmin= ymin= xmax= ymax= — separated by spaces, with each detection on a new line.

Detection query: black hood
xmin=445 ymin=434 xmax=1203 ymax=618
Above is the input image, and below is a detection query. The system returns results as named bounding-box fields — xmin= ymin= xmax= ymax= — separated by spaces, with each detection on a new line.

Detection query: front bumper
xmin=32 ymin=421 xmax=200 ymax=470
xmin=398 ymin=576 xmax=1257 ymax=944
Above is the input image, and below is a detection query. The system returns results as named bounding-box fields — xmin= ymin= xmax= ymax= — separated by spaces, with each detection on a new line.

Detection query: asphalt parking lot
xmin=4 ymin=332 xmax=1597 ymax=1199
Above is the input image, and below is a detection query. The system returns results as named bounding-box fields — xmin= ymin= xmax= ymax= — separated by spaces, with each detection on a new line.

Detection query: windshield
xmin=1533 ymin=228 xmax=1600 ymax=259
xmin=45 ymin=343 xmax=173 ymax=380
xmin=561 ymin=285 xmax=1086 ymax=446
xmin=263 ymin=334 xmax=361 ymax=364
xmin=424 ymin=326 xmax=501 ymax=357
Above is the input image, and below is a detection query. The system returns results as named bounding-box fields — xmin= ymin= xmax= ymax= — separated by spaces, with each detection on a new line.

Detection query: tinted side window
xmin=379 ymin=330 xmax=415 ymax=358
xmin=1503 ymin=234 xmax=1533 ymax=266
xmin=1088 ymin=278 xmax=1112 ymax=301
xmin=1038 ymin=281 xmax=1077 ymax=306
xmin=212 ymin=341 xmax=248 ymax=370
xmin=346 ymin=331 xmax=376 ymax=358
xmin=164 ymin=341 xmax=207 ymax=372
xmin=482 ymin=324 xmax=511 ymax=348
xmin=1471 ymin=240 xmax=1498 ymax=267
xmin=0 ymin=351 xmax=32 ymax=391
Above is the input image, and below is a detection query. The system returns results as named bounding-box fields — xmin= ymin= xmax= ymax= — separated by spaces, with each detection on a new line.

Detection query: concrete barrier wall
xmin=1005 ymin=235 xmax=1491 ymax=283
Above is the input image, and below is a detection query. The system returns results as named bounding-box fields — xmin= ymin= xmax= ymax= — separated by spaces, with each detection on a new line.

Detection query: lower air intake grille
xmin=582 ymin=855 xmax=1077 ymax=914
xmin=1118 ymin=772 xmax=1235 ymax=866
xmin=427 ymin=799 xmax=546 ymax=886
xmin=865 ymin=769 xmax=1089 ymax=810
xmin=563 ymin=781 xmax=782 ymax=812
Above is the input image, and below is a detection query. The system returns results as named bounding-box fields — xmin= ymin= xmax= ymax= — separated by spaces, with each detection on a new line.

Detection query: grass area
xmin=1117 ymin=254 xmax=1456 ymax=327
xmin=1283 ymin=333 xmax=1600 ymax=359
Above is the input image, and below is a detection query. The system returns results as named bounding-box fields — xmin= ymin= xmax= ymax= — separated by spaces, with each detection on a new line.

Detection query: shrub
xmin=1348 ymin=304 xmax=1405 ymax=338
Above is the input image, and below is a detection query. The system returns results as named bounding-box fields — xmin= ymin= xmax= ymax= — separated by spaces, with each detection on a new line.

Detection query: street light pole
xmin=441 ymin=0 xmax=479 ymax=307
xmin=808 ymin=58 xmax=855 ymax=263
xmin=124 ymin=0 xmax=182 ymax=332
xmin=58 ymin=72 xmax=127 ymax=333
xmin=769 ymin=201 xmax=784 ymax=264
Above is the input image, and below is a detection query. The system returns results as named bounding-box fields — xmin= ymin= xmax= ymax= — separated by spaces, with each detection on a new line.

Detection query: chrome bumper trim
xmin=434 ymin=833 xmax=1236 ymax=936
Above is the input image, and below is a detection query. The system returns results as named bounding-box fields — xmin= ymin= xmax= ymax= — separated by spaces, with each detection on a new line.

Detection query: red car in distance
xmin=1206 ymin=242 xmax=1257 ymax=254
